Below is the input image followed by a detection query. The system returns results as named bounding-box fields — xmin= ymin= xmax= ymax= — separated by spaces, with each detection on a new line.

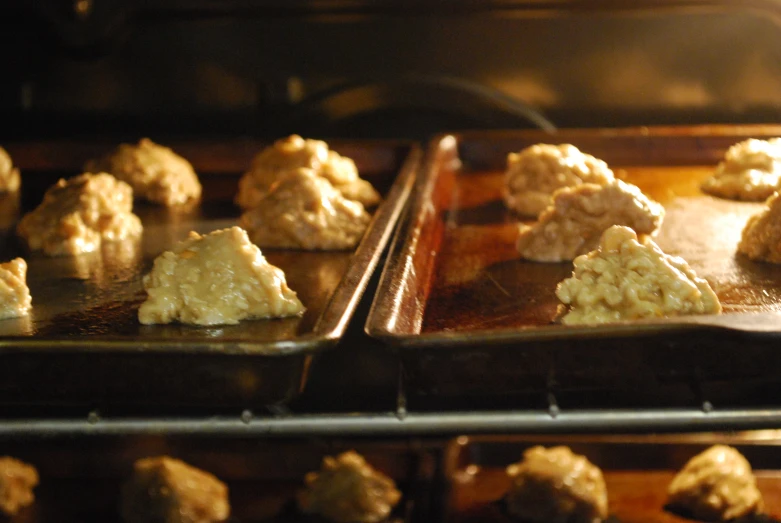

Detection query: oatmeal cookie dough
xmin=516 ymin=180 xmax=664 ymax=262
xmin=297 ymin=451 xmax=401 ymax=523
xmin=556 ymin=225 xmax=721 ymax=325
xmin=240 ymin=168 xmax=371 ymax=250
xmin=668 ymin=445 xmax=763 ymax=521
xmin=0 ymin=147 xmax=20 ymax=193
xmin=0 ymin=456 xmax=39 ymax=517
xmin=701 ymin=138 xmax=781 ymax=201
xmin=120 ymin=456 xmax=230 ymax=523
xmin=86 ymin=138 xmax=201 ymax=206
xmin=236 ymin=134 xmax=380 ymax=209
xmin=738 ymin=192 xmax=781 ymax=263
xmin=17 ymin=172 xmax=143 ymax=256
xmin=505 ymin=446 xmax=608 ymax=523
xmin=138 ymin=226 xmax=304 ymax=326
xmin=503 ymin=143 xmax=614 ymax=217
xmin=0 ymin=258 xmax=31 ymax=320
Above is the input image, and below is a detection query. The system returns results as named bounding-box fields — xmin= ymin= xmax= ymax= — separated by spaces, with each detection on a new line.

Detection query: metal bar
xmin=3 ymin=408 xmax=781 ymax=437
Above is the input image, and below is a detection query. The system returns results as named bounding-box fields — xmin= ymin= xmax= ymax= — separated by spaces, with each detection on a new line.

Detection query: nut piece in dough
xmin=0 ymin=147 xmax=20 ymax=193
xmin=517 ymin=180 xmax=664 ymax=262
xmin=138 ymin=226 xmax=304 ymax=326
xmin=240 ymin=168 xmax=371 ymax=250
xmin=738 ymin=192 xmax=781 ymax=263
xmin=86 ymin=138 xmax=202 ymax=206
xmin=120 ymin=456 xmax=230 ymax=523
xmin=0 ymin=258 xmax=32 ymax=320
xmin=667 ymin=445 xmax=763 ymax=521
xmin=236 ymin=135 xmax=380 ymax=209
xmin=0 ymin=456 xmax=39 ymax=517
xmin=17 ymin=172 xmax=143 ymax=256
xmin=504 ymin=144 xmax=614 ymax=217
xmin=505 ymin=446 xmax=608 ymax=523
xmin=297 ymin=450 xmax=401 ymax=523
xmin=701 ymin=138 xmax=781 ymax=201
xmin=556 ymin=225 xmax=721 ymax=325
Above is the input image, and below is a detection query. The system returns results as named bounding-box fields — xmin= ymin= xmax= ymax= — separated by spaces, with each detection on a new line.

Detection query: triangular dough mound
xmin=556 ymin=225 xmax=721 ymax=325
xmin=0 ymin=258 xmax=31 ymax=320
xmin=517 ymin=179 xmax=664 ymax=262
xmin=702 ymin=138 xmax=781 ymax=201
xmin=738 ymin=192 xmax=781 ymax=263
xmin=0 ymin=147 xmax=20 ymax=193
xmin=138 ymin=226 xmax=304 ymax=325
xmin=240 ymin=168 xmax=371 ymax=250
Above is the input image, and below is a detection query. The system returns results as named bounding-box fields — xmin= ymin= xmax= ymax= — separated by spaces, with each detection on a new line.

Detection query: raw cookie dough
xmin=236 ymin=135 xmax=380 ymax=209
xmin=738 ymin=192 xmax=781 ymax=263
xmin=138 ymin=226 xmax=304 ymax=326
xmin=17 ymin=172 xmax=143 ymax=256
xmin=505 ymin=446 xmax=608 ymax=523
xmin=297 ymin=451 xmax=401 ymax=523
xmin=86 ymin=138 xmax=201 ymax=206
xmin=668 ymin=445 xmax=763 ymax=521
xmin=239 ymin=168 xmax=371 ymax=250
xmin=0 ymin=147 xmax=20 ymax=193
xmin=516 ymin=180 xmax=664 ymax=262
xmin=0 ymin=258 xmax=31 ymax=320
xmin=556 ymin=225 xmax=721 ymax=325
xmin=0 ymin=456 xmax=39 ymax=517
xmin=503 ymin=143 xmax=614 ymax=217
xmin=120 ymin=456 xmax=230 ymax=523
xmin=701 ymin=138 xmax=781 ymax=201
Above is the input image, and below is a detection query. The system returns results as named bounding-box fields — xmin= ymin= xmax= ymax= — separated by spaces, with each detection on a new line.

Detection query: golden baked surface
xmin=668 ymin=445 xmax=763 ymax=521
xmin=516 ymin=180 xmax=664 ymax=262
xmin=0 ymin=456 xmax=39 ymax=517
xmin=120 ymin=456 xmax=230 ymax=523
xmin=556 ymin=225 xmax=721 ymax=325
xmin=505 ymin=445 xmax=608 ymax=523
xmin=17 ymin=172 xmax=143 ymax=256
xmin=0 ymin=258 xmax=31 ymax=320
xmin=738 ymin=192 xmax=781 ymax=263
xmin=297 ymin=450 xmax=401 ymax=523
xmin=0 ymin=147 xmax=20 ymax=193
xmin=87 ymin=138 xmax=202 ymax=206
xmin=138 ymin=226 xmax=304 ymax=326
xmin=236 ymin=135 xmax=380 ymax=209
xmin=240 ymin=168 xmax=371 ymax=250
xmin=701 ymin=138 xmax=781 ymax=201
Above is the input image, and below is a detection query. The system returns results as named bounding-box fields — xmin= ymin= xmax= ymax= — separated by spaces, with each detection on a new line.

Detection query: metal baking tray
xmin=367 ymin=126 xmax=781 ymax=403
xmin=0 ymin=436 xmax=439 ymax=522
xmin=444 ymin=434 xmax=781 ymax=523
xmin=0 ymin=139 xmax=419 ymax=409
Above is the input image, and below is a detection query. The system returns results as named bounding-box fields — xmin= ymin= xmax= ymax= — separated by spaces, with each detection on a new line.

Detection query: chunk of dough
xmin=240 ymin=168 xmax=371 ymax=250
xmin=701 ymin=138 xmax=781 ymax=201
xmin=504 ymin=143 xmax=614 ymax=217
xmin=0 ymin=147 xmax=20 ymax=193
xmin=138 ymin=226 xmax=304 ymax=325
xmin=17 ymin=172 xmax=143 ymax=256
xmin=517 ymin=180 xmax=664 ymax=262
xmin=738 ymin=192 xmax=781 ymax=263
xmin=0 ymin=258 xmax=31 ymax=320
xmin=297 ymin=451 xmax=401 ymax=523
xmin=236 ymin=135 xmax=380 ymax=209
xmin=556 ymin=225 xmax=721 ymax=325
xmin=120 ymin=456 xmax=230 ymax=523
xmin=86 ymin=138 xmax=201 ymax=206
xmin=505 ymin=446 xmax=608 ymax=523
xmin=0 ymin=456 xmax=39 ymax=517
xmin=668 ymin=445 xmax=763 ymax=521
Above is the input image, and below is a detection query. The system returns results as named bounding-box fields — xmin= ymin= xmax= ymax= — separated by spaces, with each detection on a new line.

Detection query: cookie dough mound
xmin=505 ymin=446 xmax=608 ymax=523
xmin=504 ymin=143 xmax=614 ymax=217
xmin=17 ymin=172 xmax=143 ymax=256
xmin=556 ymin=225 xmax=721 ymax=325
xmin=120 ymin=456 xmax=230 ymax=523
xmin=517 ymin=180 xmax=664 ymax=262
xmin=87 ymin=138 xmax=201 ymax=206
xmin=297 ymin=451 xmax=401 ymax=523
xmin=240 ymin=168 xmax=371 ymax=250
xmin=0 ymin=456 xmax=39 ymax=517
xmin=702 ymin=138 xmax=781 ymax=201
xmin=0 ymin=147 xmax=20 ymax=193
xmin=668 ymin=445 xmax=763 ymax=521
xmin=0 ymin=258 xmax=31 ymax=320
xmin=138 ymin=226 xmax=304 ymax=326
xmin=738 ymin=192 xmax=781 ymax=263
xmin=236 ymin=135 xmax=380 ymax=209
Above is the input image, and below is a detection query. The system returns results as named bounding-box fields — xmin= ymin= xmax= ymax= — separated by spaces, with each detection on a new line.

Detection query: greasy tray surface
xmin=0 ymin=140 xmax=418 ymax=355
xmin=368 ymin=126 xmax=781 ymax=344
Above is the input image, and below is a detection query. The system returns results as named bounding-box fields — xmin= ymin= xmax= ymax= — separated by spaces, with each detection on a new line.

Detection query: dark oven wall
xmin=3 ymin=1 xmax=781 ymax=140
